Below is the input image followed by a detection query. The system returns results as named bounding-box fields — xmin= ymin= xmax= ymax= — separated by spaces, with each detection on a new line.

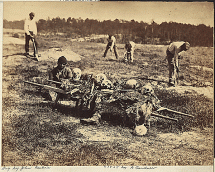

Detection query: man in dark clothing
xmin=49 ymin=56 xmax=72 ymax=83
xmin=49 ymin=56 xmax=73 ymax=102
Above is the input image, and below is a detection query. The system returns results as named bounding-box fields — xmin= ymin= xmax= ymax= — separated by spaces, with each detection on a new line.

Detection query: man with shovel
xmin=166 ymin=41 xmax=190 ymax=86
xmin=24 ymin=12 xmax=39 ymax=60
xmin=103 ymin=35 xmax=119 ymax=59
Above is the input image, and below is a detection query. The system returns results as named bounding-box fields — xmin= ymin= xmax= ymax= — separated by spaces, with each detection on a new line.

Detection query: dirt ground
xmin=2 ymin=30 xmax=213 ymax=166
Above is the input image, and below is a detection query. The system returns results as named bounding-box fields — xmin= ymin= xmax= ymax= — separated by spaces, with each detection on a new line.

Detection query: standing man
xmin=166 ymin=41 xmax=190 ymax=86
xmin=24 ymin=12 xmax=39 ymax=60
xmin=124 ymin=39 xmax=135 ymax=62
xmin=103 ymin=35 xmax=118 ymax=59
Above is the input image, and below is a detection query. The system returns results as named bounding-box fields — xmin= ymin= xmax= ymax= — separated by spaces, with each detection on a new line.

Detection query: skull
xmin=101 ymin=79 xmax=113 ymax=89
xmin=94 ymin=73 xmax=107 ymax=86
xmin=72 ymin=68 xmax=82 ymax=81
xmin=141 ymin=83 xmax=154 ymax=95
xmin=125 ymin=79 xmax=139 ymax=89
xmin=133 ymin=124 xmax=147 ymax=136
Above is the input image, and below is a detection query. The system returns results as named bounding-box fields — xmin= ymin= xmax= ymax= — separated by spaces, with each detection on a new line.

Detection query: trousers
xmin=25 ymin=32 xmax=38 ymax=56
xmin=166 ymin=49 xmax=178 ymax=84
xmin=103 ymin=42 xmax=118 ymax=59
xmin=124 ymin=49 xmax=134 ymax=62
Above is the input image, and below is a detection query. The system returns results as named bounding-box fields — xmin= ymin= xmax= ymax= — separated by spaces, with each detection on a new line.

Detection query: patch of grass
xmin=18 ymin=66 xmax=42 ymax=79
xmin=2 ymin=36 xmax=213 ymax=166
xmin=2 ymin=97 xmax=17 ymax=111
xmin=188 ymin=47 xmax=213 ymax=68
xmin=156 ymin=88 xmax=213 ymax=129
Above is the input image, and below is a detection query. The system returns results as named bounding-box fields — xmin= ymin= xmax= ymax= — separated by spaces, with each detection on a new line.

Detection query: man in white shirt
xmin=166 ymin=41 xmax=190 ymax=86
xmin=103 ymin=35 xmax=118 ymax=59
xmin=24 ymin=12 xmax=39 ymax=59
xmin=124 ymin=40 xmax=135 ymax=62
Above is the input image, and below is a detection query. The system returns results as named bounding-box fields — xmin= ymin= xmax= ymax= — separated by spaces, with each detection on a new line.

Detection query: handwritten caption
xmin=2 ymin=166 xmax=157 ymax=171
xmin=104 ymin=166 xmax=157 ymax=170
xmin=1 ymin=166 xmax=51 ymax=172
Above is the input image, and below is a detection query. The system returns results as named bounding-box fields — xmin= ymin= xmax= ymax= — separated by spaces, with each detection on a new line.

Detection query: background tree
xmin=3 ymin=18 xmax=213 ymax=47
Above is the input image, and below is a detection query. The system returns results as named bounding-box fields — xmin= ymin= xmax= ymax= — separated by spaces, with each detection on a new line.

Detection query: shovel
xmin=32 ymin=37 xmax=39 ymax=61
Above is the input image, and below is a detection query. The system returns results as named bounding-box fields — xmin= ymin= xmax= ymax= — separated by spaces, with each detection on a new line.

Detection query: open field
xmin=2 ymin=29 xmax=213 ymax=166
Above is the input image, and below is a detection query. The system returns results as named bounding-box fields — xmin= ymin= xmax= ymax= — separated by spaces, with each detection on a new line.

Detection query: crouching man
xmin=48 ymin=56 xmax=82 ymax=108
xmin=48 ymin=56 xmax=72 ymax=102
xmin=124 ymin=39 xmax=135 ymax=62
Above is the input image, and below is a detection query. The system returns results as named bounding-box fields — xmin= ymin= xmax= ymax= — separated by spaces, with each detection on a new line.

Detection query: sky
xmin=3 ymin=1 xmax=214 ymax=27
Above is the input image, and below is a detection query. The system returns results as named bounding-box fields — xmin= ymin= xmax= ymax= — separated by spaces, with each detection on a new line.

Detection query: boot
xmin=80 ymin=113 xmax=101 ymax=125
xmin=25 ymin=52 xmax=30 ymax=58
xmin=168 ymin=79 xmax=175 ymax=87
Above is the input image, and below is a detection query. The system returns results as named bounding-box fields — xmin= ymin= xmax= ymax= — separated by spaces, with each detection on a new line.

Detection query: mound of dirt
xmin=39 ymin=48 xmax=82 ymax=62
xmin=3 ymin=35 xmax=24 ymax=45
xmin=166 ymin=86 xmax=213 ymax=100
xmin=190 ymin=65 xmax=213 ymax=73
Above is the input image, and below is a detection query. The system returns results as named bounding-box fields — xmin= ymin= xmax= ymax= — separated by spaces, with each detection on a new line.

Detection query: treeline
xmin=4 ymin=19 xmax=24 ymax=30
xmin=3 ymin=18 xmax=213 ymax=47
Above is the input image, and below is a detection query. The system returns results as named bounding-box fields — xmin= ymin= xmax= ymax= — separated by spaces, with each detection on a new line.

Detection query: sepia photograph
xmin=1 ymin=1 xmax=214 ymax=169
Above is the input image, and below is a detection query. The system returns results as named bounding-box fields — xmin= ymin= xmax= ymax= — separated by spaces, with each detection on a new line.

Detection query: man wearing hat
xmin=24 ymin=12 xmax=39 ymax=60
xmin=166 ymin=41 xmax=190 ymax=86
xmin=48 ymin=56 xmax=73 ymax=102
xmin=103 ymin=35 xmax=119 ymax=59
xmin=49 ymin=56 xmax=72 ymax=83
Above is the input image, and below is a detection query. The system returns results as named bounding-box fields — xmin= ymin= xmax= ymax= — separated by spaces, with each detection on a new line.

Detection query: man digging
xmin=103 ymin=35 xmax=119 ymax=59
xmin=166 ymin=41 xmax=190 ymax=86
